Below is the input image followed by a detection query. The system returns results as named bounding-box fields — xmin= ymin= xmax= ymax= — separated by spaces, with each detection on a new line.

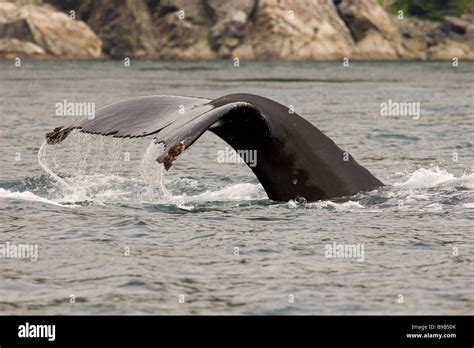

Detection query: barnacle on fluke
xmin=45 ymin=126 xmax=70 ymax=145
xmin=163 ymin=142 xmax=186 ymax=171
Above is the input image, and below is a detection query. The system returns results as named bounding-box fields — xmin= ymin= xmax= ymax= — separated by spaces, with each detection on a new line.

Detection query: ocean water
xmin=0 ymin=60 xmax=473 ymax=315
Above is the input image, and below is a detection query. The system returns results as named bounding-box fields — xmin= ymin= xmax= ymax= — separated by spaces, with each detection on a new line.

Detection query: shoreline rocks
xmin=1 ymin=0 xmax=473 ymax=60
xmin=0 ymin=2 xmax=101 ymax=58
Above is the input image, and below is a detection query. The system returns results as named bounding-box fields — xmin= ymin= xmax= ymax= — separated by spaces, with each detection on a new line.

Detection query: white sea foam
xmin=287 ymin=198 xmax=364 ymax=210
xmin=173 ymin=183 xmax=265 ymax=203
xmin=0 ymin=188 xmax=65 ymax=207
xmin=394 ymin=167 xmax=474 ymax=189
xmin=306 ymin=200 xmax=365 ymax=210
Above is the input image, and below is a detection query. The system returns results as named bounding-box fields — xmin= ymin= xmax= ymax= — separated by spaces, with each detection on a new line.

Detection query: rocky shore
xmin=1 ymin=0 xmax=473 ymax=60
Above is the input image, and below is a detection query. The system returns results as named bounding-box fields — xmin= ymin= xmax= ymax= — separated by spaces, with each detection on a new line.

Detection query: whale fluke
xmin=45 ymin=93 xmax=383 ymax=202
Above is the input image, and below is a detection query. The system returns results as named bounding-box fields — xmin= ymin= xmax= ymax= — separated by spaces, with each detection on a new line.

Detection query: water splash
xmin=38 ymin=140 xmax=73 ymax=192
xmin=36 ymin=133 xmax=172 ymax=205
xmin=394 ymin=166 xmax=474 ymax=190
xmin=31 ymin=132 xmax=269 ymax=208
xmin=139 ymin=140 xmax=170 ymax=201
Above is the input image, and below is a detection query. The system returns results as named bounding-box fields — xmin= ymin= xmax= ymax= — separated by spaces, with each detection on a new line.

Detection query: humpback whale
xmin=45 ymin=94 xmax=383 ymax=202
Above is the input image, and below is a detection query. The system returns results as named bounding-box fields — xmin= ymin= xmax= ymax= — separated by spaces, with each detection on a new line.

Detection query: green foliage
xmin=390 ymin=0 xmax=474 ymax=20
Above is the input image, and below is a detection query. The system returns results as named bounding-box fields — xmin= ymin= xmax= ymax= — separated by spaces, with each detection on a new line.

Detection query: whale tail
xmin=45 ymin=93 xmax=383 ymax=202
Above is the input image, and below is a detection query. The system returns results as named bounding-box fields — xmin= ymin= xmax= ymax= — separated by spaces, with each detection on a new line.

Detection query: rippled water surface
xmin=0 ymin=60 xmax=473 ymax=314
